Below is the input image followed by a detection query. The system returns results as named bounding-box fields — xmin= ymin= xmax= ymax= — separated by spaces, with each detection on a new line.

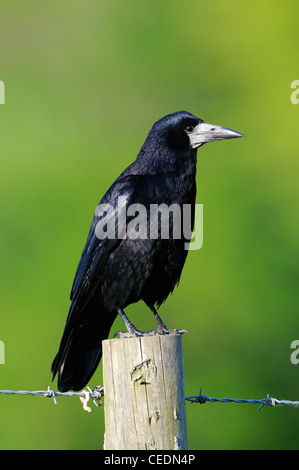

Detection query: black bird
xmin=51 ymin=111 xmax=243 ymax=392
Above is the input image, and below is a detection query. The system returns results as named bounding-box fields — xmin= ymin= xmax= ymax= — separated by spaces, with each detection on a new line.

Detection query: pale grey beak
xmin=189 ymin=122 xmax=244 ymax=149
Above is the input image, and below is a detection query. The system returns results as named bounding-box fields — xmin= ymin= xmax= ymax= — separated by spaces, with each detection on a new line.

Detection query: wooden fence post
xmin=102 ymin=334 xmax=187 ymax=450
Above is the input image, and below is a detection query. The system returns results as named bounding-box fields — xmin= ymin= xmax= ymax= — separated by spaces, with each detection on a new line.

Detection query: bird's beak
xmin=189 ymin=122 xmax=244 ymax=149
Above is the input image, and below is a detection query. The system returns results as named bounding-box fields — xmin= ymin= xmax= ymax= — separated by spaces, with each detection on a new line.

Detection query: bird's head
xmin=151 ymin=111 xmax=244 ymax=151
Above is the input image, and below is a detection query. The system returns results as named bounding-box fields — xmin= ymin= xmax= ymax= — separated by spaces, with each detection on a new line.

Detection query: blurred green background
xmin=0 ymin=0 xmax=299 ymax=450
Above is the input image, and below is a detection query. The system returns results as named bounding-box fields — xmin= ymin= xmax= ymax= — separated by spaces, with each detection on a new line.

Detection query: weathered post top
xmin=102 ymin=334 xmax=187 ymax=450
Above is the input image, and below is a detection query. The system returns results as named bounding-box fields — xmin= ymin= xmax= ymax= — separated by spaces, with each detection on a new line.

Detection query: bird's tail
xmin=51 ymin=302 xmax=117 ymax=392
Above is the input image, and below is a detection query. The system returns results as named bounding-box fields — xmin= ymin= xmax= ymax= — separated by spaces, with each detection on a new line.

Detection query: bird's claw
xmin=113 ymin=329 xmax=146 ymax=339
xmin=155 ymin=327 xmax=188 ymax=336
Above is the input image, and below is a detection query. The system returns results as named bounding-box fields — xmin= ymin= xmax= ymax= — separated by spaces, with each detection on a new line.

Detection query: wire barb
xmin=45 ymin=386 xmax=57 ymax=405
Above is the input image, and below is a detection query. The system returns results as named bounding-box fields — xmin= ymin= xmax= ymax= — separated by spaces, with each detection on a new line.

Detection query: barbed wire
xmin=0 ymin=385 xmax=104 ymax=412
xmin=185 ymin=388 xmax=299 ymax=411
xmin=1 ymin=385 xmax=299 ymax=413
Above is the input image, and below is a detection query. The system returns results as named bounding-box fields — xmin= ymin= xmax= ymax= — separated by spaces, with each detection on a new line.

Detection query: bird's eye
xmin=185 ymin=126 xmax=194 ymax=133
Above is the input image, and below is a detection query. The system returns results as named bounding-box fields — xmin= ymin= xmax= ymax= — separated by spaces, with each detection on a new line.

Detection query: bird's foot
xmin=114 ymin=308 xmax=148 ymax=338
xmin=150 ymin=307 xmax=188 ymax=335
xmin=113 ymin=326 xmax=147 ymax=339
xmin=114 ymin=307 xmax=188 ymax=339
xmin=113 ymin=328 xmax=187 ymax=338
xmin=151 ymin=326 xmax=188 ymax=336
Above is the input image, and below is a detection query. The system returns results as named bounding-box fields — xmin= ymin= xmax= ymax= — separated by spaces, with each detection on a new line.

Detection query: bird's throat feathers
xmin=135 ymin=137 xmax=198 ymax=176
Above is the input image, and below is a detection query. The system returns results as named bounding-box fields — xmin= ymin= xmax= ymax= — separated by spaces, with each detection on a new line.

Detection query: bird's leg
xmin=151 ymin=307 xmax=169 ymax=332
xmin=113 ymin=308 xmax=146 ymax=338
xmin=150 ymin=307 xmax=188 ymax=335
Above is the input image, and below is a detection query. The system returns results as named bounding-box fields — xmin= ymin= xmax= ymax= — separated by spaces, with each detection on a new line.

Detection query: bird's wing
xmin=51 ymin=176 xmax=141 ymax=381
xmin=69 ymin=181 xmax=135 ymax=315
